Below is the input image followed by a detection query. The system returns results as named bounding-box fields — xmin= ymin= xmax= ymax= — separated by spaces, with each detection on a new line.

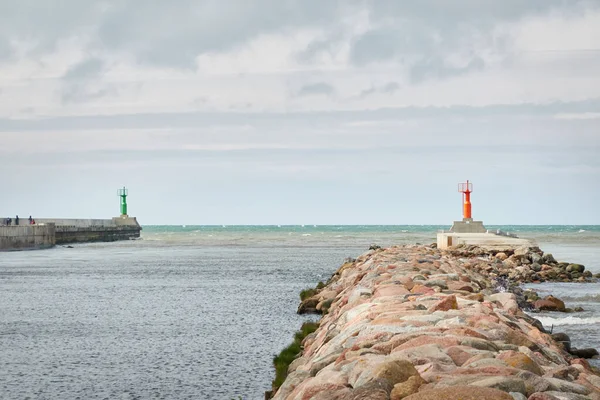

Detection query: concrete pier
xmin=33 ymin=217 xmax=142 ymax=244
xmin=0 ymin=224 xmax=56 ymax=251
xmin=437 ymin=231 xmax=534 ymax=250
xmin=1 ymin=217 xmax=141 ymax=251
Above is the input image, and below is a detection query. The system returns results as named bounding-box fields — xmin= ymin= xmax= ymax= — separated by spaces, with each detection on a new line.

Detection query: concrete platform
xmin=437 ymin=232 xmax=535 ymax=251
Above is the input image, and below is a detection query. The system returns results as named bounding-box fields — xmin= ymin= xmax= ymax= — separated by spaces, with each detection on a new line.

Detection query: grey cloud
xmin=359 ymin=82 xmax=400 ymax=98
xmin=0 ymin=0 xmax=343 ymax=67
xmin=365 ymin=0 xmax=584 ymax=26
xmin=0 ymin=0 xmax=595 ymax=71
xmin=63 ymin=58 xmax=104 ymax=81
xmin=2 ymin=98 xmax=600 ymax=132
xmin=350 ymin=27 xmax=428 ymax=66
xmin=381 ymin=82 xmax=400 ymax=94
xmin=191 ymin=97 xmax=209 ymax=107
xmin=229 ymin=102 xmax=253 ymax=110
xmin=348 ymin=22 xmax=492 ymax=82
xmin=61 ymin=84 xmax=118 ymax=104
xmin=295 ymin=82 xmax=335 ymax=97
xmin=410 ymin=56 xmax=485 ymax=83
xmin=0 ymin=0 xmax=97 ymax=57
xmin=346 ymin=0 xmax=594 ymax=82
xmin=94 ymin=0 xmax=344 ymax=68
xmin=0 ymin=39 xmax=10 ymax=60
xmin=61 ymin=57 xmax=110 ymax=103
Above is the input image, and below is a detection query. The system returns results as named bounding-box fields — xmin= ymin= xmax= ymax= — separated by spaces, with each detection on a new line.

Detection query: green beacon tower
xmin=118 ymin=187 xmax=129 ymax=217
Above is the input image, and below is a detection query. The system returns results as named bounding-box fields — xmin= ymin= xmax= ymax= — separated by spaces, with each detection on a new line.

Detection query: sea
xmin=0 ymin=225 xmax=598 ymax=399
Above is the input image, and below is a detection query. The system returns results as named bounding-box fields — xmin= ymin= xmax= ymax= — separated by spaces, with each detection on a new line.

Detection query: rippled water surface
xmin=0 ymin=242 xmax=362 ymax=399
xmin=1 ymin=225 xmax=599 ymax=399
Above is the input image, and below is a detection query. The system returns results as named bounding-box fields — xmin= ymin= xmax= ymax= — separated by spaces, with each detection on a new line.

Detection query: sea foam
xmin=536 ymin=315 xmax=600 ymax=326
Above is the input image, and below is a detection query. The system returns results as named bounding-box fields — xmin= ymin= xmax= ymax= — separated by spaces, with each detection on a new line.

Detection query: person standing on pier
xmin=29 ymin=216 xmax=33 ymax=225
xmin=15 ymin=215 xmax=19 ymax=225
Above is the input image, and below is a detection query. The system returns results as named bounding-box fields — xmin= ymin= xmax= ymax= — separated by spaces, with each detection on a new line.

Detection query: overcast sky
xmin=1 ymin=1 xmax=599 ymax=225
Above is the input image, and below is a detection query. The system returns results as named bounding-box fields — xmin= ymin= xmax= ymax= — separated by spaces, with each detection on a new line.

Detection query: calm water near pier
xmin=1 ymin=225 xmax=599 ymax=399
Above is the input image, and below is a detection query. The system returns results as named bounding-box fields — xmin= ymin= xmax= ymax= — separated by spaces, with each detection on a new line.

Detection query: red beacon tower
xmin=449 ymin=180 xmax=486 ymax=233
xmin=458 ymin=180 xmax=473 ymax=220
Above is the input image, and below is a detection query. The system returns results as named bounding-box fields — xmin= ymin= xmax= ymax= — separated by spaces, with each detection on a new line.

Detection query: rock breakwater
xmin=269 ymin=244 xmax=600 ymax=400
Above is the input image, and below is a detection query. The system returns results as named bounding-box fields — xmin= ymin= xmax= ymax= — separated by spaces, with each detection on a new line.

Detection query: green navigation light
xmin=118 ymin=187 xmax=128 ymax=216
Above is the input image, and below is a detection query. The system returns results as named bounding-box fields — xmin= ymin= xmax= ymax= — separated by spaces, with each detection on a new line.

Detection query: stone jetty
xmin=270 ymin=244 xmax=600 ymax=400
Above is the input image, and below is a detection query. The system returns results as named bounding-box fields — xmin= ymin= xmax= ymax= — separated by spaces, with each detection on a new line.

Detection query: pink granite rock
xmin=270 ymin=245 xmax=600 ymax=400
xmin=427 ymin=295 xmax=458 ymax=313
xmin=403 ymin=385 xmax=514 ymax=400
xmin=497 ymin=351 xmax=544 ymax=376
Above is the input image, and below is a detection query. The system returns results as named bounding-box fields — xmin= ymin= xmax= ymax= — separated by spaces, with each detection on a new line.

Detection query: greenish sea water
xmin=141 ymin=224 xmax=600 ymax=248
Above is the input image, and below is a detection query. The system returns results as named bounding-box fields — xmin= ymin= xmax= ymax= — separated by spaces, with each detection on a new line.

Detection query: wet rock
xmin=566 ymin=264 xmax=585 ymax=273
xmin=297 ymin=297 xmax=320 ymax=314
xmin=531 ymin=263 xmax=542 ymax=272
xmin=533 ymin=296 xmax=566 ymax=312
xmin=569 ymin=347 xmax=599 ymax=359
xmin=403 ymin=385 xmax=514 ymax=400
xmin=551 ymin=333 xmax=571 ymax=353
xmin=530 ymin=253 xmax=542 ymax=264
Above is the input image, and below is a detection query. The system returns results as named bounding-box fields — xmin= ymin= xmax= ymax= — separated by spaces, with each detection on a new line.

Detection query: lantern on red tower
xmin=458 ymin=180 xmax=473 ymax=220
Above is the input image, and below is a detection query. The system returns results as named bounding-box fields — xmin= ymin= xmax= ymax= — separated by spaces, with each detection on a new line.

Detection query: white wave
xmin=536 ymin=316 xmax=600 ymax=326
xmin=579 ymin=229 xmax=586 ymax=233
xmin=302 ymin=233 xmax=312 ymax=237
xmin=560 ymin=294 xmax=600 ymax=302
